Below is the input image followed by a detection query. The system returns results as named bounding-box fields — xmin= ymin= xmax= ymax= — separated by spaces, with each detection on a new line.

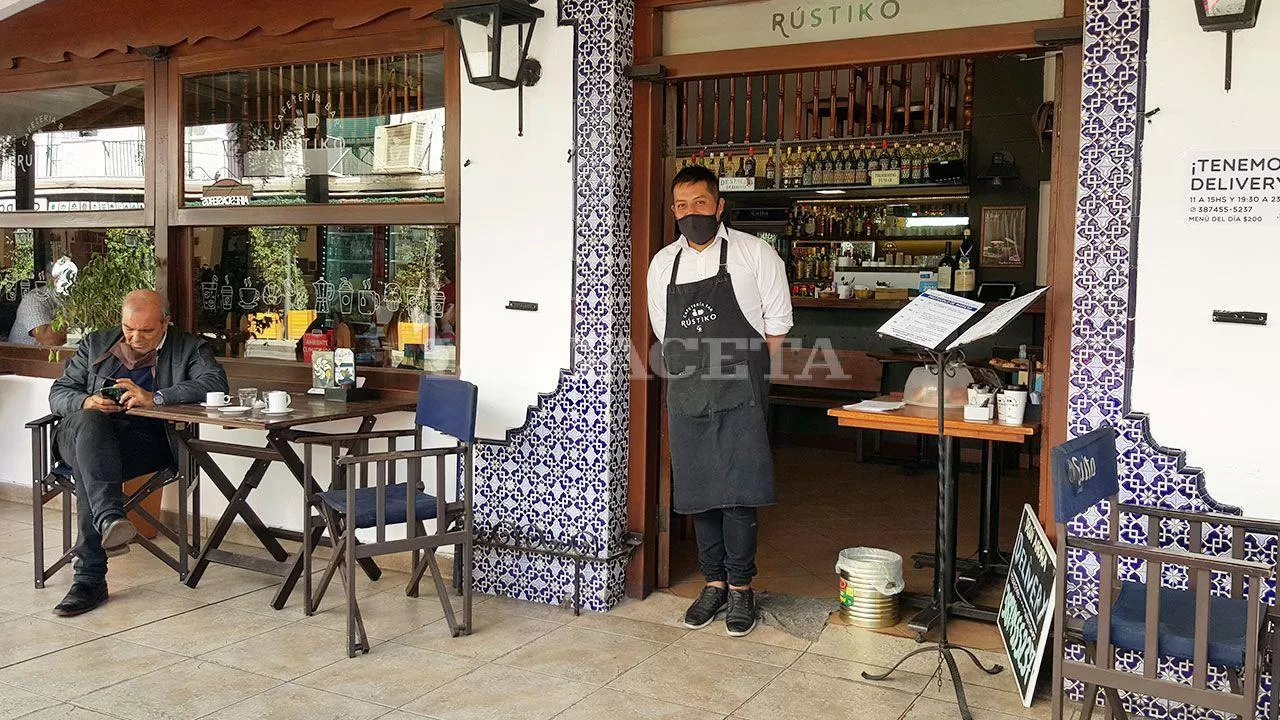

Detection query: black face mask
xmin=677 ymin=213 xmax=720 ymax=246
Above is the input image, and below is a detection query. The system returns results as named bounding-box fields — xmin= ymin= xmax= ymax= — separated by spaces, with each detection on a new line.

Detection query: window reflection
xmin=0 ymin=82 xmax=146 ymax=212
xmin=182 ymin=53 xmax=446 ymax=207
xmin=191 ymin=225 xmax=457 ymax=373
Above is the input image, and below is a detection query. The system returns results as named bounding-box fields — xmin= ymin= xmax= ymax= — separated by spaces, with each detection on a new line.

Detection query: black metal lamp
xmin=433 ymin=0 xmax=544 ymax=135
xmin=978 ymin=151 xmax=1019 ymax=189
xmin=1194 ymin=0 xmax=1263 ymax=90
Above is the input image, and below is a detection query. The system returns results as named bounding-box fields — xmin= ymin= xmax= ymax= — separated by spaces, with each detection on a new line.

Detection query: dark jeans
xmin=55 ymin=409 xmax=172 ymax=584
xmin=692 ymin=506 xmax=759 ymax=587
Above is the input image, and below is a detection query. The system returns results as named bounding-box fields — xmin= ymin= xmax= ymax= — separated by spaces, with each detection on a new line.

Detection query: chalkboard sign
xmin=998 ymin=504 xmax=1056 ymax=707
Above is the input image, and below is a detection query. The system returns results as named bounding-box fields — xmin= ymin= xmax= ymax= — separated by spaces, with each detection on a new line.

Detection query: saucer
xmin=200 ymin=402 xmax=231 ymax=409
xmin=217 ymin=405 xmax=252 ymax=414
xmin=262 ymin=409 xmax=293 ymax=416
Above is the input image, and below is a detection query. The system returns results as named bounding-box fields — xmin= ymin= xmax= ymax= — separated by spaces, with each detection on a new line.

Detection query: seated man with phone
xmin=47 ymin=289 xmax=228 ymax=616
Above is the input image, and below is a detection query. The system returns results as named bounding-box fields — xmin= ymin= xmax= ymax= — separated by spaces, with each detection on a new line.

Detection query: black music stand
xmin=860 ymin=288 xmax=1046 ymax=720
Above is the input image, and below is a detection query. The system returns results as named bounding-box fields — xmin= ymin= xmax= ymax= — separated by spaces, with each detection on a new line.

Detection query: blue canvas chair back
xmin=416 ymin=375 xmax=478 ymax=444
xmin=1050 ymin=426 xmax=1120 ymax=523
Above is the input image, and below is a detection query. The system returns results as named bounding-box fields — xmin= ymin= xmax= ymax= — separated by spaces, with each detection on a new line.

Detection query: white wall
xmin=457 ymin=6 xmax=576 ymax=441
xmin=1131 ymin=6 xmax=1280 ymax=515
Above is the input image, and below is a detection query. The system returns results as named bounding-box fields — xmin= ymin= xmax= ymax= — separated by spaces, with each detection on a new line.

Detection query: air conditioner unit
xmin=372 ymin=121 xmax=431 ymax=174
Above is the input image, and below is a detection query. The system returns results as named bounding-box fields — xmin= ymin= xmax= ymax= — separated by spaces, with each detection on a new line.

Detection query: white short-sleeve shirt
xmin=647 ymin=224 xmax=794 ymax=343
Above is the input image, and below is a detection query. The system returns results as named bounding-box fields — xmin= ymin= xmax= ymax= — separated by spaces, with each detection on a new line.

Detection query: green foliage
xmin=0 ymin=228 xmax=35 ymax=293
xmin=248 ymin=226 xmax=309 ymax=309
xmin=393 ymin=227 xmax=444 ymax=319
xmin=52 ymin=229 xmax=156 ymax=335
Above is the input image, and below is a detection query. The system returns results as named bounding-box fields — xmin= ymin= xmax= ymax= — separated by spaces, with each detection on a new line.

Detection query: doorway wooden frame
xmin=625 ymin=0 xmax=1084 ymax=597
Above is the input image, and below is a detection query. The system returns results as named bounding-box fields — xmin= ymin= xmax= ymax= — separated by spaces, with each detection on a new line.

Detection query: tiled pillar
xmin=470 ymin=0 xmax=636 ymax=613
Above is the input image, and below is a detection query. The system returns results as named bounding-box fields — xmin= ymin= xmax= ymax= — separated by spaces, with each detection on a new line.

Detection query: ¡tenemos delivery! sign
xmin=1184 ymin=151 xmax=1280 ymax=226
xmin=662 ymin=0 xmax=1063 ymax=55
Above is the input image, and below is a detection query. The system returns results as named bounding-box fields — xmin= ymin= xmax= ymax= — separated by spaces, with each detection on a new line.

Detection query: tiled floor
xmin=0 ymin=499 xmax=1078 ymax=720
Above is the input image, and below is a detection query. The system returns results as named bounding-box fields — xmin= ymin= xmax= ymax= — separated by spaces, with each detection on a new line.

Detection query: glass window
xmin=182 ymin=52 xmax=446 ymax=208
xmin=189 ymin=225 xmax=457 ymax=373
xmin=2 ymin=226 xmax=155 ymax=346
xmin=0 ymin=82 xmax=146 ymax=212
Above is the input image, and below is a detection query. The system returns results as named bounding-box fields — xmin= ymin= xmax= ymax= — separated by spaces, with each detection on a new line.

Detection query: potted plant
xmin=0 ymin=228 xmax=35 ymax=297
xmin=52 ymin=228 xmax=156 ymax=339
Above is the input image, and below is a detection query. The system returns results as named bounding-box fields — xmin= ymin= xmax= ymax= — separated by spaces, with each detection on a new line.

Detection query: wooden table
xmin=130 ymin=393 xmax=416 ymax=609
xmin=828 ymin=399 xmax=1039 ymax=636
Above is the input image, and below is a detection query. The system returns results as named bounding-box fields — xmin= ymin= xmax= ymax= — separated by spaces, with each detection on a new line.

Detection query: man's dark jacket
xmin=49 ymin=326 xmax=229 ymax=418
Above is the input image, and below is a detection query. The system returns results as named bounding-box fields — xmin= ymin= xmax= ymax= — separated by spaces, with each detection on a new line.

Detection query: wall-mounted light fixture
xmin=433 ymin=0 xmax=545 ymax=136
xmin=978 ymin=151 xmax=1019 ymax=189
xmin=1194 ymin=0 xmax=1263 ymax=90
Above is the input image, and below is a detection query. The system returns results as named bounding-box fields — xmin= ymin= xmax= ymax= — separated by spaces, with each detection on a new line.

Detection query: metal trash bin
xmin=836 ymin=547 xmax=905 ymax=628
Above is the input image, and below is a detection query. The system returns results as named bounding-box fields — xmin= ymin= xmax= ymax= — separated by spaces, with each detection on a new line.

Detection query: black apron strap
xmin=669 ymin=249 xmax=684 ymax=287
xmin=718 ymin=236 xmax=729 ymax=273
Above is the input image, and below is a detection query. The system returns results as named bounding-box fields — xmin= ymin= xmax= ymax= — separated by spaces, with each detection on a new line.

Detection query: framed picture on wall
xmin=980 ymin=206 xmax=1027 ymax=269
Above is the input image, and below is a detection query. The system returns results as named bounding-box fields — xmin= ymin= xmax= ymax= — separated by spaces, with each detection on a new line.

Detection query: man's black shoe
xmin=99 ymin=515 xmax=136 ymax=558
xmin=725 ymin=587 xmax=759 ymax=637
xmin=53 ymin=582 xmax=108 ymax=617
xmin=682 ymin=584 xmax=728 ymax=629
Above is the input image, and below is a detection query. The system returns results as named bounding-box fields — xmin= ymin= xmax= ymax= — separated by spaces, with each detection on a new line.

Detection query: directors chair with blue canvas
xmin=27 ymin=413 xmax=196 ymax=588
xmin=297 ymin=375 xmax=478 ymax=657
xmin=1050 ymin=427 xmax=1280 ymax=720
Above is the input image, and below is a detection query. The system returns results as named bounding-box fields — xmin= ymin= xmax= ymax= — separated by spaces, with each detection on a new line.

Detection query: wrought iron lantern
xmin=433 ymin=0 xmax=544 ymax=134
xmin=1194 ymin=0 xmax=1263 ymax=90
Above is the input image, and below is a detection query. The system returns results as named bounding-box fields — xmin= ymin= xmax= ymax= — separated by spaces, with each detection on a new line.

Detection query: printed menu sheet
xmin=876 ymin=290 xmax=983 ymax=350
xmin=946 ymin=287 xmax=1049 ymax=351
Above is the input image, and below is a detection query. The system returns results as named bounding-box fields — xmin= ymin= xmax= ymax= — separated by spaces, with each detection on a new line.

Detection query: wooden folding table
xmin=129 ymin=394 xmax=416 ymax=609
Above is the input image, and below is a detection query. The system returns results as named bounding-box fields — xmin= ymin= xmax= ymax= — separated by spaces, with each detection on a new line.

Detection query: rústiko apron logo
xmin=680 ymin=302 xmax=718 ymax=333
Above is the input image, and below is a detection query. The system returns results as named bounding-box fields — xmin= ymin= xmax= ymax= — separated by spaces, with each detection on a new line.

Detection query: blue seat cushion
xmin=1083 ymin=581 xmax=1250 ymax=668
xmin=316 ymin=485 xmax=439 ymax=529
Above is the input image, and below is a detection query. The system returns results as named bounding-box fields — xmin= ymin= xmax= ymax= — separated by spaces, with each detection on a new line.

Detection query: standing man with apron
xmin=647 ymin=165 xmax=794 ymax=636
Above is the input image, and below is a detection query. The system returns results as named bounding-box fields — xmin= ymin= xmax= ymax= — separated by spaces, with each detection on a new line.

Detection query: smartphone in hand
xmin=100 ymin=385 xmax=128 ymax=405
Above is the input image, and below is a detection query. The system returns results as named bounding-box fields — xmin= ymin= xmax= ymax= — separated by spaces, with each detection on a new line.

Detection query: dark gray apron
xmin=663 ymin=238 xmax=775 ymax=515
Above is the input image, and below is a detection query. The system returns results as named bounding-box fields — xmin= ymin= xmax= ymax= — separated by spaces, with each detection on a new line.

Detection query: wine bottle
xmin=764 ymin=148 xmax=776 ymax=188
xmin=954 ymin=229 xmax=976 ymax=297
xmin=802 ymin=151 xmax=814 ymax=187
xmin=855 ymin=146 xmax=868 ymax=185
xmin=734 ymin=155 xmax=746 ymax=177
xmin=745 ymin=147 xmax=757 ymax=178
xmin=937 ymin=240 xmax=954 ymax=292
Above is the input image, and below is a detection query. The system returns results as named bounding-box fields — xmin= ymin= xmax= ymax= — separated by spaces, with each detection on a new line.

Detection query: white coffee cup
xmin=838 ymin=284 xmax=853 ymax=299
xmin=266 ymin=391 xmax=292 ymax=413
xmin=997 ymin=388 xmax=1029 ymax=426
xmin=205 ymin=392 xmax=231 ymax=407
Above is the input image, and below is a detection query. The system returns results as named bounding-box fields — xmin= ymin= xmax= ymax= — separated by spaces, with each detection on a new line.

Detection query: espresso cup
xmin=997 ymin=388 xmax=1029 ymax=426
xmin=205 ymin=392 xmax=231 ymax=407
xmin=266 ymin=391 xmax=292 ymax=413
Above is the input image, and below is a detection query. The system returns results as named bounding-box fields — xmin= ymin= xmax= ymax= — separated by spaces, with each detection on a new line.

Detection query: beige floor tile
xmin=735 ymin=669 xmax=918 ymax=720
xmin=94 ymin=550 xmax=190 ymax=588
xmin=394 ymin=606 xmax=560 ymax=662
xmin=789 ymin=650 xmax=932 ymax=696
xmin=214 ymin=572 xmax=393 ymax=618
xmin=400 ymin=664 xmax=595 ymax=720
xmin=609 ymin=646 xmax=783 ymax=715
xmin=0 ymin=617 xmax=100 ymax=667
xmin=0 ymin=681 xmax=59 ymax=720
xmin=807 ymin=622 xmax=999 ymax=685
xmin=37 ymin=586 xmax=204 ymax=634
xmin=138 ymin=564 xmax=276 ymax=604
xmin=569 ymin=612 xmax=690 ymax=644
xmin=10 ymin=705 xmax=124 ymax=720
xmin=0 ymin=637 xmax=183 ymax=700
xmin=694 ymin=619 xmax=812 ymax=652
xmin=202 ymin=683 xmax=388 ymax=720
xmin=301 ymin=589 xmax=447 ymax=640
xmin=0 ymin=609 xmax=20 ymax=624
xmin=0 ymin=501 xmax=36 ymax=525
xmin=607 ymin=591 xmax=697 ymax=630
xmin=118 ymin=604 xmax=291 ymax=657
xmin=921 ymin=677 xmax=1049 ymax=719
xmin=0 ymin=529 xmax=63 ymax=559
xmin=0 ymin=573 xmax=136 ymax=616
xmin=903 ymin=696 xmax=1033 ymax=720
xmin=474 ymin=594 xmax=578 ymax=623
xmin=0 ymin=558 xmax=36 ymax=587
xmin=555 ymin=688 xmax=725 ymax=720
xmin=294 ymin=642 xmax=480 ymax=708
xmin=199 ymin=623 xmax=353 ymax=681
xmin=497 ymin=626 xmax=666 ymax=686
xmin=75 ymin=658 xmax=280 ymax=720
xmin=672 ymin=631 xmax=802 ymax=667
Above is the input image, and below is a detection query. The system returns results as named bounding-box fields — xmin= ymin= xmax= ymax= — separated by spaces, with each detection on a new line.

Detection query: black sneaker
xmin=682 ymin=585 xmax=728 ymax=629
xmin=725 ymin=588 xmax=758 ymax=637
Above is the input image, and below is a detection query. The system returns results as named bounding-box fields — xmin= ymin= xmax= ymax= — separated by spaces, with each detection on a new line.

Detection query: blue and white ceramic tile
xmin=469 ymin=0 xmax=635 ymax=613
xmin=1071 ymin=1 xmax=1276 ymax=716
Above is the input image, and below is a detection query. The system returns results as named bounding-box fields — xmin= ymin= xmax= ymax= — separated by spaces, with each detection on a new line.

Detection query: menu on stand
xmin=877 ymin=290 xmax=983 ymax=350
xmin=946 ymin=287 xmax=1049 ymax=351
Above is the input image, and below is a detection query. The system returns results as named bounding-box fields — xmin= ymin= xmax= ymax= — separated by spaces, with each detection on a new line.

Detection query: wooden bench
xmin=768 ymin=347 xmax=884 ymax=459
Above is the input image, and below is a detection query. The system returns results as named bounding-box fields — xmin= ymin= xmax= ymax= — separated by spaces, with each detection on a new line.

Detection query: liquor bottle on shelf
xmin=764 ymin=148 xmax=777 ymax=188
xmin=855 ymin=146 xmax=869 ymax=185
xmin=835 ymin=147 xmax=848 ymax=185
xmin=954 ymin=229 xmax=976 ymax=297
xmin=716 ymin=152 xmax=726 ymax=179
xmin=890 ymin=143 xmax=903 ymax=176
xmin=745 ymin=147 xmax=757 ymax=180
xmin=803 ymin=207 xmax=816 ymax=237
xmin=801 ymin=151 xmax=813 ymax=187
xmin=937 ymin=241 xmax=954 ymax=292
xmin=921 ymin=143 xmax=933 ymax=183
xmin=866 ymin=145 xmax=881 ymax=174
xmin=878 ymin=141 xmax=893 ymax=176
xmin=823 ymin=145 xmax=835 ymax=186
xmin=734 ymin=154 xmax=746 ymax=177
xmin=910 ymin=144 xmax=923 ymax=183
xmin=787 ymin=148 xmax=799 ymax=188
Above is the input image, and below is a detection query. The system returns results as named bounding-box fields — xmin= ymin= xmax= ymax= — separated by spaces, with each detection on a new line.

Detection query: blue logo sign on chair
xmin=1050 ymin=426 xmax=1118 ymax=523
